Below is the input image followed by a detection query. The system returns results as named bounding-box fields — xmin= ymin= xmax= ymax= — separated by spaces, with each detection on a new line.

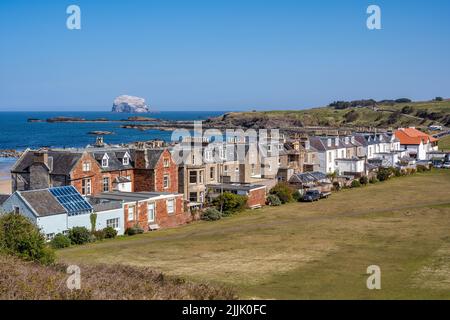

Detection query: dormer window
xmin=123 ymin=155 xmax=129 ymax=166
xmin=102 ymin=153 xmax=109 ymax=168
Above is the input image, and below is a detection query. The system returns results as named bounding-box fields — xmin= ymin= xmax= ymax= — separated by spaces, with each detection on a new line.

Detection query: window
xmin=199 ymin=170 xmax=204 ymax=183
xmin=103 ymin=177 xmax=110 ymax=192
xmin=167 ymin=199 xmax=174 ymax=214
xmin=189 ymin=192 xmax=198 ymax=202
xmin=163 ymin=158 xmax=170 ymax=167
xmin=106 ymin=218 xmax=119 ymax=229
xmin=128 ymin=206 xmax=135 ymax=221
xmin=102 ymin=154 xmax=109 ymax=168
xmin=82 ymin=162 xmax=91 ymax=172
xmin=163 ymin=174 xmax=170 ymax=189
xmin=210 ymin=167 xmax=215 ymax=180
xmin=13 ymin=206 xmax=20 ymax=214
xmin=46 ymin=233 xmax=55 ymax=241
xmin=235 ymin=167 xmax=239 ymax=172
xmin=224 ymin=165 xmax=228 ymax=173
xmin=123 ymin=156 xmax=129 ymax=166
xmin=189 ymin=171 xmax=197 ymax=184
xmin=148 ymin=203 xmax=155 ymax=222
xmin=81 ymin=178 xmax=91 ymax=195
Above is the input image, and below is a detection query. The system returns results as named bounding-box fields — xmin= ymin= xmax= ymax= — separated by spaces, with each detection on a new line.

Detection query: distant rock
xmin=112 ymin=95 xmax=150 ymax=113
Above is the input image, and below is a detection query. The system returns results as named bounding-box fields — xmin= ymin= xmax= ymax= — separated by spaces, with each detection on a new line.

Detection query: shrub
xmin=0 ymin=213 xmax=55 ymax=265
xmin=212 ymin=192 xmax=248 ymax=215
xmin=125 ymin=226 xmax=144 ymax=236
xmin=292 ymin=190 xmax=302 ymax=202
xmin=92 ymin=229 xmax=105 ymax=241
xmin=50 ymin=234 xmax=71 ymax=249
xmin=103 ymin=226 xmax=118 ymax=239
xmin=332 ymin=181 xmax=341 ymax=192
xmin=68 ymin=227 xmax=91 ymax=245
xmin=201 ymin=208 xmax=222 ymax=221
xmin=269 ymin=183 xmax=294 ymax=204
xmin=267 ymin=194 xmax=282 ymax=206
xmin=359 ymin=176 xmax=369 ymax=185
xmin=401 ymin=105 xmax=414 ymax=114
xmin=351 ymin=180 xmax=361 ymax=188
xmin=392 ymin=167 xmax=402 ymax=177
xmin=377 ymin=168 xmax=392 ymax=182
xmin=369 ymin=177 xmax=379 ymax=184
xmin=416 ymin=165 xmax=428 ymax=173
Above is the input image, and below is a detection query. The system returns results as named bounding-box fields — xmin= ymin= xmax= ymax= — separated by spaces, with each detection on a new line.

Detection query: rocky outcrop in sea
xmin=112 ymin=95 xmax=150 ymax=113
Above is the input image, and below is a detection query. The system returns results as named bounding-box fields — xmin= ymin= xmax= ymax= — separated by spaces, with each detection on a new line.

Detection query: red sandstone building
xmin=11 ymin=147 xmax=178 ymax=196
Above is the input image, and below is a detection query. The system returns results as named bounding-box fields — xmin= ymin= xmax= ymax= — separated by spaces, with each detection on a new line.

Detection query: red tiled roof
xmin=394 ymin=128 xmax=438 ymax=145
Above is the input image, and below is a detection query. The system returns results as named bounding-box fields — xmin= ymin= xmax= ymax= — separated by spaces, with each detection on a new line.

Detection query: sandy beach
xmin=0 ymin=159 xmax=14 ymax=195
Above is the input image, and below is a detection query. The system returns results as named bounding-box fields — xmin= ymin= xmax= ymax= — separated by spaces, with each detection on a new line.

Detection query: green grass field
xmin=439 ymin=135 xmax=450 ymax=151
xmin=58 ymin=170 xmax=450 ymax=299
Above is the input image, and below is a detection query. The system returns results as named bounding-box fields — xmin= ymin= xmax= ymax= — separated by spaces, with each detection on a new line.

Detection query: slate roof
xmin=11 ymin=150 xmax=82 ymax=175
xmin=0 ymin=194 xmax=10 ymax=206
xmin=17 ymin=186 xmax=92 ymax=217
xmin=19 ymin=189 xmax=67 ymax=217
xmin=128 ymin=148 xmax=165 ymax=169
xmin=89 ymin=149 xmax=134 ymax=171
xmin=289 ymin=171 xmax=330 ymax=184
xmin=309 ymin=137 xmax=345 ymax=151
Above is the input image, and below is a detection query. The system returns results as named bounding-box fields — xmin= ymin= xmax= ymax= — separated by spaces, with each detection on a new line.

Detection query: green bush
xmin=292 ymin=190 xmax=302 ymax=202
xmin=68 ymin=227 xmax=91 ymax=245
xmin=0 ymin=213 xmax=55 ymax=265
xmin=416 ymin=165 xmax=428 ymax=173
xmin=359 ymin=176 xmax=369 ymax=185
xmin=201 ymin=208 xmax=222 ymax=221
xmin=332 ymin=181 xmax=341 ymax=192
xmin=103 ymin=226 xmax=118 ymax=239
xmin=369 ymin=177 xmax=379 ymax=184
xmin=125 ymin=225 xmax=145 ymax=236
xmin=351 ymin=180 xmax=361 ymax=188
xmin=92 ymin=229 xmax=105 ymax=241
xmin=212 ymin=192 xmax=248 ymax=215
xmin=50 ymin=234 xmax=71 ymax=249
xmin=267 ymin=194 xmax=282 ymax=206
xmin=377 ymin=168 xmax=392 ymax=182
xmin=269 ymin=183 xmax=294 ymax=204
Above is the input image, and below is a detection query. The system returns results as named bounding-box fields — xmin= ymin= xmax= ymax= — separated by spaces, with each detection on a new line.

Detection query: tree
xmin=0 ymin=213 xmax=55 ymax=264
xmin=213 ymin=192 xmax=248 ymax=215
xmin=269 ymin=183 xmax=295 ymax=204
xmin=435 ymin=97 xmax=444 ymax=101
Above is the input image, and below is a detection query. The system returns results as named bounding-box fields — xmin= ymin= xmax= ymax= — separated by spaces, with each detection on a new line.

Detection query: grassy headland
xmin=58 ymin=170 xmax=450 ymax=299
xmin=205 ymin=100 xmax=450 ymax=130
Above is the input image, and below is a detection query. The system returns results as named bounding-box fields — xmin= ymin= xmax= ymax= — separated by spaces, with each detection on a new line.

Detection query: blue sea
xmin=0 ymin=111 xmax=225 ymax=150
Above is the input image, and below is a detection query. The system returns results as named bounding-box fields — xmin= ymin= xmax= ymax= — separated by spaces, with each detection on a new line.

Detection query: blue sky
xmin=0 ymin=0 xmax=449 ymax=111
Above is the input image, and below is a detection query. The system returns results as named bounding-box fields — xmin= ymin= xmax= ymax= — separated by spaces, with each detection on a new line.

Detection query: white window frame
xmin=102 ymin=153 xmax=109 ymax=168
xmin=148 ymin=202 xmax=155 ymax=222
xmin=167 ymin=199 xmax=175 ymax=214
xmin=82 ymin=161 xmax=91 ymax=172
xmin=128 ymin=206 xmax=135 ymax=221
xmin=102 ymin=176 xmax=110 ymax=192
xmin=163 ymin=158 xmax=170 ymax=167
xmin=123 ymin=156 xmax=129 ymax=166
xmin=82 ymin=178 xmax=92 ymax=195
xmin=106 ymin=218 xmax=119 ymax=229
xmin=163 ymin=174 xmax=170 ymax=189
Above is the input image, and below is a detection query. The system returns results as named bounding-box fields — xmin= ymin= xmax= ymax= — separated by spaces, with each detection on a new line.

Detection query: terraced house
xmin=11 ymin=145 xmax=178 ymax=196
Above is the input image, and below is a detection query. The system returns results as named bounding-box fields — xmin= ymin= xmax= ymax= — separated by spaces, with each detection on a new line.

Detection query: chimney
xmin=33 ymin=149 xmax=49 ymax=167
xmin=134 ymin=148 xmax=147 ymax=169
xmin=95 ymin=136 xmax=104 ymax=147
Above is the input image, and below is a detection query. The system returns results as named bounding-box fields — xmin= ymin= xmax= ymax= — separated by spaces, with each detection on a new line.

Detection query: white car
xmin=443 ymin=162 xmax=450 ymax=169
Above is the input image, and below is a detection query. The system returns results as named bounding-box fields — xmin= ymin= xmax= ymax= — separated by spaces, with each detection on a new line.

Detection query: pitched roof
xmin=12 ymin=150 xmax=82 ymax=175
xmin=18 ymin=186 xmax=92 ymax=217
xmin=0 ymin=194 xmax=10 ymax=206
xmin=90 ymin=149 xmax=133 ymax=171
xmin=394 ymin=128 xmax=438 ymax=145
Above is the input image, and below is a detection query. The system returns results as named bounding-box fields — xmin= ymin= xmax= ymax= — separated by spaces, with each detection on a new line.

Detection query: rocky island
xmin=112 ymin=95 xmax=150 ymax=113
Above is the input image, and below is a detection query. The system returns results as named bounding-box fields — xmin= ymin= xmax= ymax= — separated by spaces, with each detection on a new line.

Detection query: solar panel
xmin=49 ymin=186 xmax=93 ymax=216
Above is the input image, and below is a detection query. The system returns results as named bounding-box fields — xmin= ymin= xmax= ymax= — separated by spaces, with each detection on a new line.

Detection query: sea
xmin=0 ymin=111 xmax=225 ymax=173
xmin=0 ymin=111 xmax=225 ymax=150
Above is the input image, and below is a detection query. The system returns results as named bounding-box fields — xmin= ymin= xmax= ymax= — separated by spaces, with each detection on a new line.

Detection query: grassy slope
xmin=0 ymin=255 xmax=236 ymax=300
xmin=216 ymin=100 xmax=450 ymax=129
xmin=438 ymin=135 xmax=450 ymax=151
xmin=58 ymin=170 xmax=450 ymax=299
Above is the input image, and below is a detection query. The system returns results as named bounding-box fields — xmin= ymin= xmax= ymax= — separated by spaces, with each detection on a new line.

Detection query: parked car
xmin=434 ymin=163 xmax=443 ymax=169
xmin=443 ymin=162 xmax=450 ymax=169
xmin=302 ymin=190 xmax=330 ymax=202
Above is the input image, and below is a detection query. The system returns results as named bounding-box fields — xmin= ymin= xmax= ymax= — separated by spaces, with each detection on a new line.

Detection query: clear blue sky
xmin=0 ymin=0 xmax=449 ymax=111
